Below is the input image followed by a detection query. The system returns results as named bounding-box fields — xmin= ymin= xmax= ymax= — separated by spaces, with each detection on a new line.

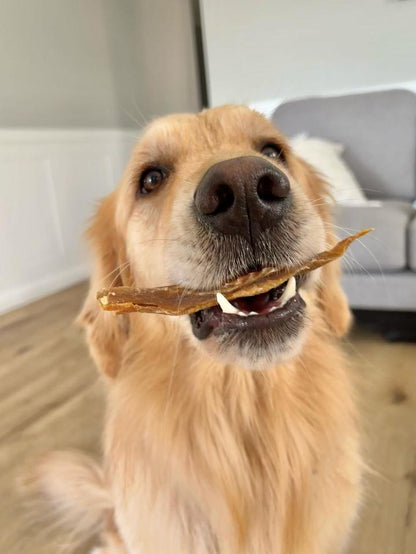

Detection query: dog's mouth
xmin=96 ymin=230 xmax=371 ymax=347
xmin=190 ymin=274 xmax=306 ymax=340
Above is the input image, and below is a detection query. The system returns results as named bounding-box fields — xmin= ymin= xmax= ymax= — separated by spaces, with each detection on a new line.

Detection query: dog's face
xmin=82 ymin=106 xmax=350 ymax=374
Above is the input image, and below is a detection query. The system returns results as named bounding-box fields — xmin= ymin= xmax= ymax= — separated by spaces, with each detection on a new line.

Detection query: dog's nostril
xmin=257 ymin=174 xmax=290 ymax=202
xmin=213 ymin=184 xmax=234 ymax=214
xmin=198 ymin=183 xmax=234 ymax=216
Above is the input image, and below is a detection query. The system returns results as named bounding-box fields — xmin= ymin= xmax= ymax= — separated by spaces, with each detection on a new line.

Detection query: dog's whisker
xmin=324 ymin=222 xmax=393 ymax=304
xmin=121 ymin=106 xmax=147 ymax=130
xmin=129 ymin=96 xmax=150 ymax=127
xmin=342 ymin=253 xmax=374 ymax=279
xmin=99 ymin=261 xmax=130 ymax=285
xmin=328 ymin=223 xmax=386 ymax=249
xmin=106 ymin=261 xmax=131 ymax=289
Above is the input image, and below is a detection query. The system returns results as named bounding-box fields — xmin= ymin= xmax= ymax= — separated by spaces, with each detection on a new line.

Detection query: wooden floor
xmin=1 ymin=283 xmax=415 ymax=554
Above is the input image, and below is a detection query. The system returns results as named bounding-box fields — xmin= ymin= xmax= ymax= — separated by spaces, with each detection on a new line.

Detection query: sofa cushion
xmin=341 ymin=272 xmax=416 ymax=311
xmin=409 ymin=215 xmax=416 ymax=271
xmin=334 ymin=201 xmax=415 ymax=272
xmin=290 ymin=134 xmax=367 ymax=205
xmin=272 ymin=89 xmax=416 ymax=201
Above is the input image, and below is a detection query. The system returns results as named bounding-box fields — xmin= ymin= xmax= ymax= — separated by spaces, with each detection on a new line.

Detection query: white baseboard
xmin=0 ymin=264 xmax=89 ymax=315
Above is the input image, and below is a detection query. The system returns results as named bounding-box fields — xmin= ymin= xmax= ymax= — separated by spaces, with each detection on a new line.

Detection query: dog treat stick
xmin=97 ymin=228 xmax=372 ymax=316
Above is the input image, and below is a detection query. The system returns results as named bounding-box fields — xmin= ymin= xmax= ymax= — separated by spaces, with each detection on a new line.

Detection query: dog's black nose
xmin=194 ymin=156 xmax=291 ymax=243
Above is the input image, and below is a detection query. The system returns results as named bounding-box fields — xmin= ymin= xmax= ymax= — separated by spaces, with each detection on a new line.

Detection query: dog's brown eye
xmin=261 ymin=144 xmax=285 ymax=162
xmin=139 ymin=168 xmax=165 ymax=195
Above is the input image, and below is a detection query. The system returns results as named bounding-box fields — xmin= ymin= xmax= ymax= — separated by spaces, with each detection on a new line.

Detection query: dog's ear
xmin=78 ymin=192 xmax=130 ymax=378
xmin=292 ymin=156 xmax=352 ymax=337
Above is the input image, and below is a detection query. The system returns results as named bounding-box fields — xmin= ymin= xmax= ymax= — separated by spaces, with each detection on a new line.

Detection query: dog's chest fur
xmin=104 ymin=330 xmax=360 ymax=554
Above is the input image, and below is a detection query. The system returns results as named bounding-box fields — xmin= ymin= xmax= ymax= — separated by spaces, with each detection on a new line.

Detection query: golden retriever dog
xmin=32 ymin=105 xmax=362 ymax=553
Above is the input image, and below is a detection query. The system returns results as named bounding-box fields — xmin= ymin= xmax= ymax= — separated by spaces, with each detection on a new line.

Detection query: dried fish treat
xmin=97 ymin=229 xmax=372 ymax=316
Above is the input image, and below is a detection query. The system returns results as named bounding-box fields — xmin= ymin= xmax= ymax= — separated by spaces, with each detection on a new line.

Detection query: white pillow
xmin=289 ymin=134 xmax=367 ymax=205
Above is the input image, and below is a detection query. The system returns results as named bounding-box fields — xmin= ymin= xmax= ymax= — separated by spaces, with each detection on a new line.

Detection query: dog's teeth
xmin=216 ymin=292 xmax=240 ymax=314
xmin=238 ymin=310 xmax=248 ymax=317
xmin=248 ymin=311 xmax=258 ymax=316
xmin=278 ymin=276 xmax=297 ymax=307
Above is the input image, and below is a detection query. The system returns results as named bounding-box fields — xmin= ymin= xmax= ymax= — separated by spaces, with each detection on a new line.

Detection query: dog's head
xmin=80 ymin=106 xmax=351 ymax=375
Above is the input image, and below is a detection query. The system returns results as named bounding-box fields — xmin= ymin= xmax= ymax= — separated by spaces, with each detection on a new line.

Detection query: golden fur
xmin=31 ymin=106 xmax=361 ymax=553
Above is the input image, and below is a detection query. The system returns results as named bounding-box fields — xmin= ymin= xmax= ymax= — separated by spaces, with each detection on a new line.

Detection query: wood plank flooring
xmin=1 ymin=283 xmax=415 ymax=554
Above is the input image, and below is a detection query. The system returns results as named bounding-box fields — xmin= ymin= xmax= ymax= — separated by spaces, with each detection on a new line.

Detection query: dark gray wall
xmin=0 ymin=0 xmax=200 ymax=128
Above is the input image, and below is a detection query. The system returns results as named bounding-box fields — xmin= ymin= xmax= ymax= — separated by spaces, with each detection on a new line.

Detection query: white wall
xmin=201 ymin=0 xmax=416 ymax=107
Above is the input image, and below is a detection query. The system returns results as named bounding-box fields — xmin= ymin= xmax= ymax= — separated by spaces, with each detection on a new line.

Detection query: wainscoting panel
xmin=0 ymin=129 xmax=139 ymax=313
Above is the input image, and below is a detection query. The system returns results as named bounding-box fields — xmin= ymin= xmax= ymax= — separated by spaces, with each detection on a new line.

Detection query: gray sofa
xmin=272 ymin=89 xmax=416 ymax=311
